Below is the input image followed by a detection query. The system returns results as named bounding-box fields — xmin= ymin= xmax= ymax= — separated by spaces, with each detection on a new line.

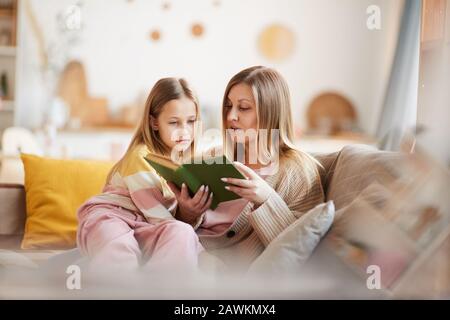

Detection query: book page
xmin=145 ymin=152 xmax=180 ymax=171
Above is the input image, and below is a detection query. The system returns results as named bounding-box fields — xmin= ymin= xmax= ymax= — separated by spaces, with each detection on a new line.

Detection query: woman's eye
xmin=169 ymin=122 xmax=177 ymax=125
xmin=188 ymin=119 xmax=196 ymax=123
xmin=239 ymin=107 xmax=249 ymax=111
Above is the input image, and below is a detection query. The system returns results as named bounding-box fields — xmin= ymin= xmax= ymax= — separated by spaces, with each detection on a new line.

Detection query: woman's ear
xmin=150 ymin=116 xmax=159 ymax=131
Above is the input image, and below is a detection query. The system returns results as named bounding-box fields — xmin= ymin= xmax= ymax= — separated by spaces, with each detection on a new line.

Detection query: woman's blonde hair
xmin=106 ymin=77 xmax=200 ymax=183
xmin=222 ymin=66 xmax=321 ymax=189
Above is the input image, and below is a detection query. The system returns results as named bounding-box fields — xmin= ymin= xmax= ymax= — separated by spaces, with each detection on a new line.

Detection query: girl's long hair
xmin=222 ymin=66 xmax=321 ymax=189
xmin=106 ymin=78 xmax=200 ymax=183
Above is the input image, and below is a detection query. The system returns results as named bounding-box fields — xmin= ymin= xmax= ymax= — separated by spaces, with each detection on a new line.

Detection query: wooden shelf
xmin=421 ymin=0 xmax=448 ymax=50
xmin=0 ymin=45 xmax=15 ymax=56
xmin=0 ymin=0 xmax=16 ymax=47
xmin=0 ymin=99 xmax=14 ymax=111
xmin=0 ymin=8 xmax=13 ymax=18
xmin=60 ymin=126 xmax=135 ymax=134
xmin=0 ymin=0 xmax=16 ymax=133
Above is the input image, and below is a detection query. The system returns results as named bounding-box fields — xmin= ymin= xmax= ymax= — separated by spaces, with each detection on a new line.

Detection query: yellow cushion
xmin=20 ymin=154 xmax=113 ymax=249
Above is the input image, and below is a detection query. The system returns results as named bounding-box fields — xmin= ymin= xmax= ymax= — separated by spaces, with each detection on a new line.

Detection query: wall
xmin=16 ymin=0 xmax=404 ymax=135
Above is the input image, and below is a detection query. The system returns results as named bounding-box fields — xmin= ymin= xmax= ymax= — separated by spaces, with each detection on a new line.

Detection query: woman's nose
xmin=227 ymin=108 xmax=238 ymax=122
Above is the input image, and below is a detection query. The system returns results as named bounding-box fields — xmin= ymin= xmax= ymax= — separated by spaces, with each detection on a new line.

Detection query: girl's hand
xmin=168 ymin=183 xmax=213 ymax=225
xmin=221 ymin=162 xmax=275 ymax=207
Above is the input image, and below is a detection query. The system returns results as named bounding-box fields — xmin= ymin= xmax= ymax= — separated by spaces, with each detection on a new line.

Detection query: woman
xmin=172 ymin=66 xmax=325 ymax=271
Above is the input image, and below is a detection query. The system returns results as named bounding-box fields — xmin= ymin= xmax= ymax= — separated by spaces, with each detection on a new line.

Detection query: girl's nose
xmin=179 ymin=127 xmax=189 ymax=136
xmin=179 ymin=123 xmax=191 ymax=135
xmin=179 ymin=121 xmax=189 ymax=130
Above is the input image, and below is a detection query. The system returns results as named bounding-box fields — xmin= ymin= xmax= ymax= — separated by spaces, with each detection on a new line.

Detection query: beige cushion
xmin=313 ymin=151 xmax=340 ymax=193
xmin=326 ymin=144 xmax=404 ymax=209
xmin=334 ymin=181 xmax=392 ymax=221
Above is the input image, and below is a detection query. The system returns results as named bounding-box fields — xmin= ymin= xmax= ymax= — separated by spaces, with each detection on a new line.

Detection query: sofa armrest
xmin=0 ymin=184 xmax=26 ymax=241
xmin=0 ymin=234 xmax=23 ymax=249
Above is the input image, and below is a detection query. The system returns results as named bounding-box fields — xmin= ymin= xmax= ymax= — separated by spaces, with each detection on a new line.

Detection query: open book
xmin=144 ymin=153 xmax=246 ymax=209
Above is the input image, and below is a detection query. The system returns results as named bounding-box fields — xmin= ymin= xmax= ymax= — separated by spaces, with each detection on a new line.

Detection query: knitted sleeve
xmin=247 ymin=160 xmax=325 ymax=247
xmin=116 ymin=145 xmax=177 ymax=222
xmin=118 ymin=145 xmax=204 ymax=229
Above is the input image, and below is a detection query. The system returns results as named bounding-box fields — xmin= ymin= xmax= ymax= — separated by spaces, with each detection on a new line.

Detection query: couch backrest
xmin=0 ymin=145 xmax=404 ymax=239
xmin=0 ymin=151 xmax=340 ymax=238
xmin=312 ymin=151 xmax=340 ymax=194
xmin=324 ymin=144 xmax=405 ymax=210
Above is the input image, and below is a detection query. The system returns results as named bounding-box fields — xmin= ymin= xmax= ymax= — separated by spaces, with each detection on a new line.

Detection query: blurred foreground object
xmin=324 ymin=136 xmax=449 ymax=298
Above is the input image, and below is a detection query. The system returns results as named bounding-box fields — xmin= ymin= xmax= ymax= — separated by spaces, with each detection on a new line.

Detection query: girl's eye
xmin=239 ymin=106 xmax=249 ymax=111
xmin=169 ymin=122 xmax=177 ymax=125
xmin=188 ymin=119 xmax=196 ymax=123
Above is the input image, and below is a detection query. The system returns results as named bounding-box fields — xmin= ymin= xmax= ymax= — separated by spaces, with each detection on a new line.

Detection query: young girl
xmin=76 ymin=78 xmax=212 ymax=273
xmin=173 ymin=66 xmax=325 ymax=271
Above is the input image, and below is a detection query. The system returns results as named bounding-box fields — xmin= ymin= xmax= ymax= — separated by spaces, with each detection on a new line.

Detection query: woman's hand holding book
xmin=221 ymin=162 xmax=275 ymax=208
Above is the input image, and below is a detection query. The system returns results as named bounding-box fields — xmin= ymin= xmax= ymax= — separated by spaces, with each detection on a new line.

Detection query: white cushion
xmin=248 ymin=201 xmax=335 ymax=274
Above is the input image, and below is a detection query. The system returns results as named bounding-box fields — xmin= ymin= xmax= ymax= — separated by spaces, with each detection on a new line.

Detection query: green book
xmin=144 ymin=153 xmax=246 ymax=210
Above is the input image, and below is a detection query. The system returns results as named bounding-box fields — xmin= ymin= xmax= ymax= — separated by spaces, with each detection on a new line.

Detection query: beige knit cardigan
xmin=198 ymin=156 xmax=325 ymax=270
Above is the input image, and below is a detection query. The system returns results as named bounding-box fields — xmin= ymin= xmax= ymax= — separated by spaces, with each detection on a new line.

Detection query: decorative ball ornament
xmin=258 ymin=24 xmax=295 ymax=62
xmin=191 ymin=23 xmax=205 ymax=37
xmin=162 ymin=2 xmax=171 ymax=11
xmin=150 ymin=30 xmax=161 ymax=42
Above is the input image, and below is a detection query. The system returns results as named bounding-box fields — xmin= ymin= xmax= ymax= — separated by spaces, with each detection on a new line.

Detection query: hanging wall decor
xmin=258 ymin=24 xmax=295 ymax=62
xmin=162 ymin=1 xmax=171 ymax=11
xmin=306 ymin=92 xmax=358 ymax=135
xmin=191 ymin=23 xmax=204 ymax=38
xmin=150 ymin=29 xmax=161 ymax=42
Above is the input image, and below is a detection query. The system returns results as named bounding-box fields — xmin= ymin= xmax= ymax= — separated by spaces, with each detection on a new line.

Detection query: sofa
xmin=0 ymin=144 xmax=448 ymax=298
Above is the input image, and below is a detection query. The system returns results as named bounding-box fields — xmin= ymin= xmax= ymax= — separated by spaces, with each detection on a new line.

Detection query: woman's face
xmin=153 ymin=97 xmax=197 ymax=151
xmin=224 ymin=83 xmax=258 ymax=141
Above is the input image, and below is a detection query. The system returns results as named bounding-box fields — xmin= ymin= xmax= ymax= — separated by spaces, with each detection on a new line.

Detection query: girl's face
xmin=153 ymin=97 xmax=197 ymax=151
xmin=224 ymin=83 xmax=258 ymax=141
